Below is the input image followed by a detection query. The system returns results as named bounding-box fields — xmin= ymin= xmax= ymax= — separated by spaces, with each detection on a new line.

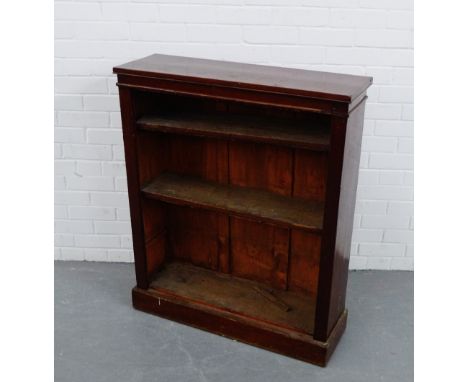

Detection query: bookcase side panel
xmin=314 ymin=100 xmax=366 ymax=341
xmin=118 ymin=86 xmax=150 ymax=289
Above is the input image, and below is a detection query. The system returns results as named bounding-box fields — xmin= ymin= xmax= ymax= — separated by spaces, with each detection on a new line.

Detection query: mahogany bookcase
xmin=114 ymin=54 xmax=372 ymax=366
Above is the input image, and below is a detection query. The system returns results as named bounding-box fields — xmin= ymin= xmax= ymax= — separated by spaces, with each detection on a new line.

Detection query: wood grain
xmin=141 ymin=172 xmax=324 ymax=232
xmin=138 ymin=112 xmax=330 ymax=151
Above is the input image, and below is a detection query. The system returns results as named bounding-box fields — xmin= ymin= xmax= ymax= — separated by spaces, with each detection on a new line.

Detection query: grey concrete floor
xmin=55 ymin=262 xmax=413 ymax=382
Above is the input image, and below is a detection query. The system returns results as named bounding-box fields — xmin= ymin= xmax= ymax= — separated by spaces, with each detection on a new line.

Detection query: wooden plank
xmin=149 ymin=262 xmax=315 ymax=334
xmin=230 ymin=217 xmax=289 ymax=290
xmin=138 ymin=112 xmax=330 ymax=151
xmin=141 ymin=173 xmax=324 ymax=232
xmin=114 ymin=53 xmax=372 ymax=103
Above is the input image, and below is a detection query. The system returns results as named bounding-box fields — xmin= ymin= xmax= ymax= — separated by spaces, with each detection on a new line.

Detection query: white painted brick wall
xmin=54 ymin=0 xmax=414 ymax=270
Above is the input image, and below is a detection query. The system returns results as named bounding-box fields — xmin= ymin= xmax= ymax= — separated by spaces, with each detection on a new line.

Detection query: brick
xmin=359 ymin=243 xmax=406 ymax=257
xmin=215 ymin=6 xmax=272 ymax=25
xmin=108 ymin=250 xmax=133 ymax=262
xmin=117 ymin=208 xmax=131 ymax=221
xmin=66 ymin=175 xmax=114 ymax=191
xmin=55 ymin=128 xmax=86 ymax=143
xmin=112 ymin=145 xmax=125 ymax=161
xmin=387 ymin=11 xmax=414 ymax=29
xmin=121 ymin=235 xmax=133 ymax=249
xmin=115 ymin=177 xmax=128 ymax=191
xmin=55 ymin=220 xmax=94 ymax=234
xmin=55 ymin=248 xmax=62 ymax=260
xmin=361 ymin=215 xmax=410 ymax=229
xmin=387 ymin=201 xmax=413 ymax=216
xmin=76 ymin=161 xmax=102 ymax=176
xmin=326 ymin=47 xmax=413 ymax=67
xmin=398 ymin=138 xmax=413 ymax=153
xmin=55 ymin=191 xmax=90 ymax=205
xmin=55 ymin=3 xmax=101 ymax=21
xmin=330 ymin=9 xmax=387 ymax=28
xmin=362 ymin=136 xmax=397 ymax=153
xmin=73 ymin=22 xmax=130 ymax=41
xmin=379 ymin=171 xmax=404 ymax=185
xmin=365 ymin=257 xmax=391 ymax=270
xmin=188 ymin=25 xmax=242 ymax=43
xmin=102 ymin=162 xmax=126 ymax=176
xmin=355 ymin=200 xmax=387 ymax=215
xmin=55 ymin=234 xmax=74 ymax=247
xmin=358 ymin=0 xmax=413 ymax=10
xmin=84 ymin=249 xmax=108 ymax=262
xmin=365 ymin=103 xmax=402 ymax=120
xmin=392 ymin=68 xmax=414 ymax=85
xmin=55 ymin=58 xmax=118 ymax=76
xmin=55 ymin=176 xmax=66 ymax=191
xmin=300 ymin=28 xmax=354 ymax=46
xmin=110 ymin=112 xmax=122 ymax=128
xmin=362 ymin=178 xmax=412 ymax=198
xmin=244 ymin=26 xmax=298 ymax=44
xmin=87 ymin=129 xmax=123 ymax=145
xmin=160 ymin=5 xmax=216 ymax=23
xmin=55 ymin=77 xmax=108 ymax=94
xmin=384 ymin=230 xmax=413 ymax=244
xmin=364 ymin=67 xmax=393 ymax=85
xmin=61 ymin=248 xmax=85 ymax=261
xmin=75 ymin=235 xmax=121 ymax=248
xmin=369 ymin=154 xmax=413 ymax=170
xmin=379 ymin=86 xmax=413 ymax=103
xmin=55 ymin=143 xmax=63 ymax=159
xmin=55 ymin=160 xmax=75 ymax=175
xmin=55 ymin=205 xmax=68 ymax=219
xmin=91 ymin=192 xmax=129 ymax=208
xmin=55 ymin=95 xmax=83 ymax=111
xmin=84 ymin=95 xmax=120 ymax=112
xmin=69 ymin=206 xmax=116 ymax=220
xmin=62 ymin=144 xmax=112 ymax=160
xmin=271 ymin=8 xmax=329 ymax=26
xmin=390 ymin=257 xmax=413 ymax=270
xmin=94 ymin=221 xmax=131 ymax=234
xmin=349 ymin=256 xmax=367 ymax=270
xmin=403 ymin=172 xmax=413 ymax=186
xmin=102 ymin=3 xmax=159 ymax=22
xmin=130 ymin=24 xmax=186 ymax=42
xmin=402 ymin=105 xmax=414 ymax=121
xmin=270 ymin=46 xmax=325 ymax=64
xmin=58 ymin=111 xmax=108 ymax=128
xmin=358 ymin=169 xmax=379 ymax=185
xmin=352 ymin=229 xmax=383 ymax=243
xmin=356 ymin=29 xmax=413 ymax=48
xmin=374 ymin=121 xmax=413 ymax=137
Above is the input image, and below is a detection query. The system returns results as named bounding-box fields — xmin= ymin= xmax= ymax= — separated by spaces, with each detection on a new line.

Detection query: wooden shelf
xmin=149 ymin=261 xmax=316 ymax=334
xmin=141 ymin=173 xmax=324 ymax=232
xmin=137 ymin=112 xmax=330 ymax=151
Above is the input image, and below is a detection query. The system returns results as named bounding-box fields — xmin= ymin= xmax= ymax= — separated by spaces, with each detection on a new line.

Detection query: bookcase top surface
xmin=114 ymin=53 xmax=372 ymax=103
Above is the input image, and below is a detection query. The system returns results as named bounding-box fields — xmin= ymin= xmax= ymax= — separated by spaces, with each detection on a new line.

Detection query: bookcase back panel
xmin=229 ymin=141 xmax=292 ymax=196
xmin=230 ymin=217 xmax=289 ymax=290
xmin=140 ymin=198 xmax=166 ymax=276
xmin=293 ymin=150 xmax=328 ymax=202
xmin=289 ymin=230 xmax=321 ymax=295
xmin=166 ymin=205 xmax=220 ymax=271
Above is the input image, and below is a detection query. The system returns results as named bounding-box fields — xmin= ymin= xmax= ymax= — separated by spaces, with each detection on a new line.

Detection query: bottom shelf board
xmin=148 ymin=262 xmax=316 ymax=334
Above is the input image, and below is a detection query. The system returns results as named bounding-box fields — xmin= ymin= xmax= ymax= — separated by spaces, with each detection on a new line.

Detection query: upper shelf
xmin=141 ymin=173 xmax=324 ymax=232
xmin=113 ymin=53 xmax=372 ymax=103
xmin=137 ymin=112 xmax=330 ymax=151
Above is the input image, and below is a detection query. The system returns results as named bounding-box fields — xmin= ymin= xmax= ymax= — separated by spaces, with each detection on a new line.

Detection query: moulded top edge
xmin=113 ymin=53 xmax=373 ymax=103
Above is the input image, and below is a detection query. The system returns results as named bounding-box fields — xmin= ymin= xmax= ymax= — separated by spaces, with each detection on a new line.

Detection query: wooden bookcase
xmin=114 ymin=54 xmax=372 ymax=366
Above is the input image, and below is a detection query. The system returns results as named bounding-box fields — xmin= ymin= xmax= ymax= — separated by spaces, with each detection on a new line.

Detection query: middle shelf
xmin=141 ymin=172 xmax=324 ymax=232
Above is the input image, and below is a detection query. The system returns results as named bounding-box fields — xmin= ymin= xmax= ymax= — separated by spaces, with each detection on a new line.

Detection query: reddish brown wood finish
xmin=114 ymin=54 xmax=371 ymax=366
